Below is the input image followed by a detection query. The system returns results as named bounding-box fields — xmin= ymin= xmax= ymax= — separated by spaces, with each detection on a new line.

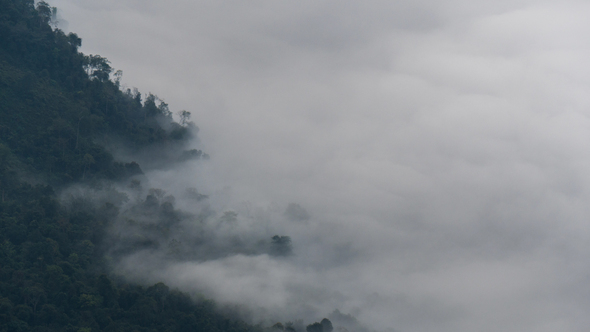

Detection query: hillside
xmin=0 ymin=1 xmax=258 ymax=331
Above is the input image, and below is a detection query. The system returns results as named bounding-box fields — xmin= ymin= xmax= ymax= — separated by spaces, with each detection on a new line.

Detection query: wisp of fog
xmin=51 ymin=0 xmax=590 ymax=331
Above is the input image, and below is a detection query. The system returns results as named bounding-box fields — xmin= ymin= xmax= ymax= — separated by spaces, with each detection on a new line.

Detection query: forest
xmin=0 ymin=1 xmax=338 ymax=331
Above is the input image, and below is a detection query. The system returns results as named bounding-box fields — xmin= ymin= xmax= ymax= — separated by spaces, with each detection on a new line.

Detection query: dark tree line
xmin=0 ymin=0 xmax=196 ymax=188
xmin=0 ymin=1 xmax=323 ymax=331
xmin=0 ymin=1 xmax=257 ymax=331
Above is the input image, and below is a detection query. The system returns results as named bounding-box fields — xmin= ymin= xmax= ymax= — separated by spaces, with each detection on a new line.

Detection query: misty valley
xmin=0 ymin=1 xmax=374 ymax=332
xmin=8 ymin=0 xmax=590 ymax=331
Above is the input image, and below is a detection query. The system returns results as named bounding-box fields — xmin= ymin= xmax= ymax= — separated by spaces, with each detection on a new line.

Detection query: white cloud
xmin=51 ymin=0 xmax=590 ymax=331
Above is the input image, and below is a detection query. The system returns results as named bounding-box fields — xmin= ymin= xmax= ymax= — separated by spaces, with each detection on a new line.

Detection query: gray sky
xmin=51 ymin=1 xmax=590 ymax=331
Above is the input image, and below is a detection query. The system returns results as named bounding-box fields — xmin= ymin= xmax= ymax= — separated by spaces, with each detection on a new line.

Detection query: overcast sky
xmin=50 ymin=1 xmax=590 ymax=331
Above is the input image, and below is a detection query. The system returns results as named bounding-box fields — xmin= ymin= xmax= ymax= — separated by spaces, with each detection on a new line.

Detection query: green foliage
xmin=306 ymin=322 xmax=323 ymax=332
xmin=320 ymin=318 xmax=333 ymax=332
xmin=305 ymin=319 xmax=333 ymax=332
xmin=0 ymin=0 xmax=195 ymax=188
xmin=0 ymin=1 xmax=262 ymax=331
xmin=270 ymin=235 xmax=292 ymax=256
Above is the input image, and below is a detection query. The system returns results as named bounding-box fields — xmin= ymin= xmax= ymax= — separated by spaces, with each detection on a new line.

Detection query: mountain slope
xmin=0 ymin=1 xmax=258 ymax=331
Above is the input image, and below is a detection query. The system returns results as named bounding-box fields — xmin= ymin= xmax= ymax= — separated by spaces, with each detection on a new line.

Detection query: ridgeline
xmin=0 ymin=1 xmax=256 ymax=331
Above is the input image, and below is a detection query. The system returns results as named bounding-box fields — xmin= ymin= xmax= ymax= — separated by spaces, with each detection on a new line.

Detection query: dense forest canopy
xmin=0 ymin=1 xmax=343 ymax=331
xmin=0 ymin=0 xmax=199 ymax=187
xmin=0 ymin=1 xmax=262 ymax=331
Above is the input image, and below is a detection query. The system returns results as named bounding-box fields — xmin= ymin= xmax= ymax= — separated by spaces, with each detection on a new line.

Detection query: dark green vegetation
xmin=305 ymin=319 xmax=333 ymax=332
xmin=0 ymin=1 xmax=256 ymax=331
xmin=0 ymin=1 xmax=342 ymax=331
xmin=0 ymin=0 xmax=197 ymax=187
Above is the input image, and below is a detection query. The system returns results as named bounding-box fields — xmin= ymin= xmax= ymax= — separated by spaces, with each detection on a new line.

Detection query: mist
xmin=50 ymin=0 xmax=590 ymax=331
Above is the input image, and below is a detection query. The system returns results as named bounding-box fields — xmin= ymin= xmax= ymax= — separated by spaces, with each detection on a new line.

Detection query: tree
xmin=68 ymin=32 xmax=82 ymax=49
xmin=97 ymin=275 xmax=117 ymax=307
xmin=83 ymin=54 xmax=112 ymax=81
xmin=35 ymin=1 xmax=53 ymax=27
xmin=144 ymin=93 xmax=160 ymax=118
xmin=306 ymin=322 xmax=323 ymax=332
xmin=271 ymin=235 xmax=292 ymax=256
xmin=179 ymin=110 xmax=191 ymax=125
xmin=285 ymin=322 xmax=297 ymax=332
xmin=272 ymin=322 xmax=285 ymax=331
xmin=0 ymin=3 xmax=248 ymax=331
xmin=113 ymin=69 xmax=123 ymax=87
xmin=24 ymin=286 xmax=46 ymax=312
xmin=321 ymin=318 xmax=333 ymax=332
xmin=306 ymin=319 xmax=333 ymax=332
xmin=158 ymin=99 xmax=172 ymax=118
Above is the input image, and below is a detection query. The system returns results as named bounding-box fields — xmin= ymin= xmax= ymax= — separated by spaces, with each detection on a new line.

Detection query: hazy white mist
xmin=51 ymin=1 xmax=590 ymax=331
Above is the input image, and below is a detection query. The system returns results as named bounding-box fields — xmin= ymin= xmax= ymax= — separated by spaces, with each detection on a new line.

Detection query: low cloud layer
xmin=51 ymin=1 xmax=590 ymax=331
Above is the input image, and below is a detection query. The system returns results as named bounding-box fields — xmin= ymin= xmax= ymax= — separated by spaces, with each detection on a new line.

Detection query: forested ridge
xmin=0 ymin=1 xmax=260 ymax=331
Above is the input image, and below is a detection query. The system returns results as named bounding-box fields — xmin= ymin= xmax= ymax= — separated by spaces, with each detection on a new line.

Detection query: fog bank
xmin=52 ymin=1 xmax=590 ymax=331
